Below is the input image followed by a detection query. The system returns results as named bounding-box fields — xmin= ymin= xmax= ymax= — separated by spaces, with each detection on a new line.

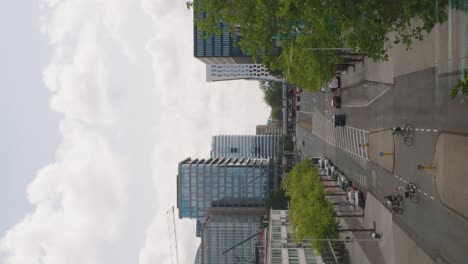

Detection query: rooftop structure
xmin=211 ymin=135 xmax=280 ymax=159
xmin=206 ymin=64 xmax=281 ymax=82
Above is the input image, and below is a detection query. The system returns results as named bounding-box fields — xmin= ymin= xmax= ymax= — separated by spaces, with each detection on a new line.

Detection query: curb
xmin=433 ymin=130 xmax=468 ymax=222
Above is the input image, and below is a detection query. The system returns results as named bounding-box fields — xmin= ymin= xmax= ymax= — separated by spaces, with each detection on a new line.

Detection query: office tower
xmin=206 ymin=64 xmax=282 ymax=82
xmin=200 ymin=208 xmax=265 ymax=264
xmin=194 ymin=244 xmax=202 ymax=264
xmin=211 ymin=135 xmax=280 ymax=159
xmin=194 ymin=16 xmax=253 ymax=64
xmin=193 ymin=9 xmax=281 ymax=64
xmin=177 ymin=157 xmax=281 ymax=219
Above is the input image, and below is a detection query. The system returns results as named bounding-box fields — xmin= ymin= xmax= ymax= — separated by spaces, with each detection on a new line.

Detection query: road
xmin=296 ymin=68 xmax=468 ymax=263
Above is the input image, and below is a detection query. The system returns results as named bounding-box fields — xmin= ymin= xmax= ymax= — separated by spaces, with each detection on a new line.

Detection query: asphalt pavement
xmin=296 ymin=68 xmax=468 ymax=263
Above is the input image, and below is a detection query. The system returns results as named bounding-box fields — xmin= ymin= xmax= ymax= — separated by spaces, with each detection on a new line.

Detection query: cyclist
xmin=393 ymin=126 xmax=402 ymax=135
xmin=384 ymin=194 xmax=401 ymax=207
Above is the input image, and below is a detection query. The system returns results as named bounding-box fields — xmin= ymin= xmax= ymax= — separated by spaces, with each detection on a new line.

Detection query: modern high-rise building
xmin=193 ymin=10 xmax=281 ymax=64
xmin=194 ymin=17 xmax=253 ymax=64
xmin=177 ymin=157 xmax=281 ymax=219
xmin=194 ymin=244 xmax=202 ymax=264
xmin=200 ymin=208 xmax=265 ymax=264
xmin=206 ymin=64 xmax=281 ymax=82
xmin=211 ymin=135 xmax=280 ymax=159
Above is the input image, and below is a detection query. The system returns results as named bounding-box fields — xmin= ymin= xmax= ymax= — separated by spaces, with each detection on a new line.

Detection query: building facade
xmin=194 ymin=244 xmax=202 ymax=264
xmin=264 ymin=210 xmax=325 ymax=264
xmin=201 ymin=208 xmax=265 ymax=264
xmin=211 ymin=135 xmax=280 ymax=159
xmin=193 ymin=10 xmax=281 ymax=64
xmin=177 ymin=157 xmax=281 ymax=219
xmin=194 ymin=16 xmax=254 ymax=64
xmin=206 ymin=64 xmax=282 ymax=82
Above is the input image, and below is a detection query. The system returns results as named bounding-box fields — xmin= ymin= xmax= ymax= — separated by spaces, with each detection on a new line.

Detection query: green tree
xmin=265 ymin=189 xmax=289 ymax=209
xmin=450 ymin=71 xmax=468 ymax=99
xmin=189 ymin=0 xmax=467 ymax=90
xmin=282 ymin=159 xmax=340 ymax=254
xmin=260 ymin=81 xmax=284 ymax=120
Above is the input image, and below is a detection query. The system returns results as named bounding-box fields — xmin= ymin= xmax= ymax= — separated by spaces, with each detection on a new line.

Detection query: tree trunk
xmin=339 ymin=228 xmax=374 ymax=232
xmin=335 ymin=214 xmax=364 ymax=218
xmin=325 ymin=193 xmax=347 ymax=196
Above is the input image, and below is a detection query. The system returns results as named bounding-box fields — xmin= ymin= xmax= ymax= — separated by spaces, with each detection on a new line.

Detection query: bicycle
xmin=384 ymin=194 xmax=404 ymax=215
xmin=393 ymin=123 xmax=414 ymax=146
xmin=396 ymin=182 xmax=419 ymax=203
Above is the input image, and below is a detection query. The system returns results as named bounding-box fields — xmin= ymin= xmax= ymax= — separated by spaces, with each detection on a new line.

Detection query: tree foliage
xmin=281 ymin=159 xmax=339 ymax=254
xmin=260 ymin=81 xmax=283 ymax=120
xmin=450 ymin=71 xmax=468 ymax=99
xmin=265 ymin=189 xmax=289 ymax=210
xmin=189 ymin=0 xmax=467 ymax=91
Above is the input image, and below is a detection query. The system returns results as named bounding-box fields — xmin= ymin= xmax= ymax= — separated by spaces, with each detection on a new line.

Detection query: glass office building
xmin=194 ymin=13 xmax=253 ymax=64
xmin=177 ymin=157 xmax=281 ymax=219
xmin=193 ymin=10 xmax=281 ymax=64
xmin=211 ymin=135 xmax=280 ymax=159
xmin=194 ymin=244 xmax=202 ymax=264
xmin=201 ymin=208 xmax=264 ymax=264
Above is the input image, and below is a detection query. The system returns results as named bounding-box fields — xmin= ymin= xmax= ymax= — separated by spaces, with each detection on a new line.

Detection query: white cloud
xmin=138 ymin=2 xmax=270 ymax=264
xmin=1 ymin=120 xmax=127 ymax=264
xmin=47 ymin=23 xmax=116 ymax=125
xmin=1 ymin=0 xmax=136 ymax=263
xmin=2 ymin=0 xmax=270 ymax=263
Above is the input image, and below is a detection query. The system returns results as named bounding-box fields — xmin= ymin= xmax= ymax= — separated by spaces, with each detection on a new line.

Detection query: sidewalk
xmin=339 ymin=193 xmax=434 ymax=264
xmin=340 ymin=10 xmax=468 ymax=88
xmin=434 ymin=131 xmax=468 ymax=219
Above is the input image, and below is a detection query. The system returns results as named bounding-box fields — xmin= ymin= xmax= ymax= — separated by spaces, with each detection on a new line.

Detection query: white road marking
xmin=395 ymin=175 xmax=398 ymax=178
xmin=311 ymin=108 xmax=369 ymax=162
xmin=430 ymin=196 xmax=435 ymax=200
xmin=414 ymin=128 xmax=439 ymax=133
xmin=403 ymin=180 xmax=407 ymax=183
xmin=342 ymin=86 xmax=391 ymax=108
xmin=418 ymin=189 xmax=422 ymax=193
xmin=424 ymin=192 xmax=428 ymax=196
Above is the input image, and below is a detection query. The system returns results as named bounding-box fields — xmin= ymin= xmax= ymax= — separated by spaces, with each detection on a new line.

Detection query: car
xmin=337 ymin=174 xmax=352 ymax=190
xmin=318 ymin=157 xmax=329 ymax=169
xmin=327 ymin=165 xmax=335 ymax=176
xmin=347 ymin=190 xmax=366 ymax=208
xmin=331 ymin=170 xmax=341 ymax=181
xmin=331 ymin=96 xmax=341 ymax=108
xmin=332 ymin=114 xmax=346 ymax=127
xmin=318 ymin=158 xmax=325 ymax=169
xmin=321 ymin=75 xmax=341 ymax=93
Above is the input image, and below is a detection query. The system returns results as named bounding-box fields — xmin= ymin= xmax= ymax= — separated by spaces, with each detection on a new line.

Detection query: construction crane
xmin=166 ymin=206 xmax=180 ymax=264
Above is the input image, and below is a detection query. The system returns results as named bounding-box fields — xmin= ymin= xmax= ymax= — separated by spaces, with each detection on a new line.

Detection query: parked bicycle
xmin=392 ymin=123 xmax=414 ymax=146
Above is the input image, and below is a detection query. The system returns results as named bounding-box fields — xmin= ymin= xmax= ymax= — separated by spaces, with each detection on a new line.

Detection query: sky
xmin=0 ymin=1 xmax=270 ymax=264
